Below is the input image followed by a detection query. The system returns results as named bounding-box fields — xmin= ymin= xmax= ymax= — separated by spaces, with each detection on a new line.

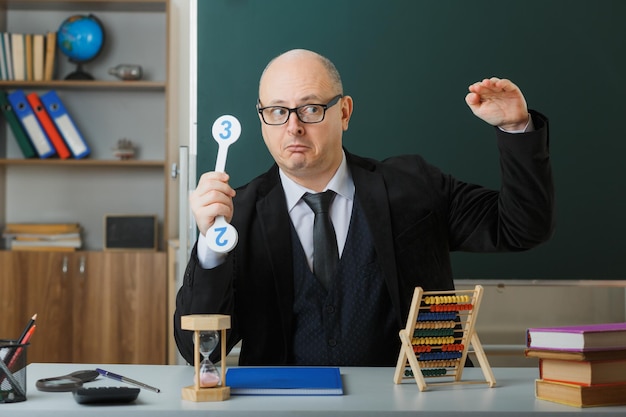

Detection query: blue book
xmin=7 ymin=89 xmax=55 ymax=158
xmin=39 ymin=90 xmax=90 ymax=159
xmin=225 ymin=367 xmax=343 ymax=396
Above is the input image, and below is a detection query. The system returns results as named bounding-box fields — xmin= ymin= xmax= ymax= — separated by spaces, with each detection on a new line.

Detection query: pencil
xmin=17 ymin=313 xmax=37 ymax=343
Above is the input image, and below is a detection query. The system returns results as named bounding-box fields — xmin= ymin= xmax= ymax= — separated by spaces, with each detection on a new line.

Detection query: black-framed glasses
xmin=257 ymin=95 xmax=343 ymax=125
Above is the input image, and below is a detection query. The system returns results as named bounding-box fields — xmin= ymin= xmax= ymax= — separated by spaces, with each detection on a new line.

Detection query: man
xmin=174 ymin=49 xmax=554 ymax=366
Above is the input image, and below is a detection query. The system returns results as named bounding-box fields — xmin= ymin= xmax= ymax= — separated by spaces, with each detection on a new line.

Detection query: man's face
xmin=258 ymin=51 xmax=352 ymax=187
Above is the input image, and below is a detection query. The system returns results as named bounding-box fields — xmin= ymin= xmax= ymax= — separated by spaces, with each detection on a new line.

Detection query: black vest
xmin=291 ymin=197 xmax=399 ymax=366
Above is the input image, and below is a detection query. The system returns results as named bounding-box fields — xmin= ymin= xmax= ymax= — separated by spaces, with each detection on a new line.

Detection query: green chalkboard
xmin=197 ymin=0 xmax=626 ymax=280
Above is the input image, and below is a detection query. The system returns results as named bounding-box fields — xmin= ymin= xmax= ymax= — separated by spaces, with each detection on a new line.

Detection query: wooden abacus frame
xmin=393 ymin=285 xmax=496 ymax=391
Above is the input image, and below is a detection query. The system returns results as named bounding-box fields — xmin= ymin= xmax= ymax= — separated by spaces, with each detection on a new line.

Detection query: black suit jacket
xmin=174 ymin=110 xmax=554 ymax=366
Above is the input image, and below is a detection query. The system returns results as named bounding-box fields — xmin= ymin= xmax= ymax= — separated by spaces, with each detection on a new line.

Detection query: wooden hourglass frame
xmin=181 ymin=314 xmax=231 ymax=402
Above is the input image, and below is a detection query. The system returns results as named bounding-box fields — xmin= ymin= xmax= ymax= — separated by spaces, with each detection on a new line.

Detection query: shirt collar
xmin=280 ymin=151 xmax=355 ymax=213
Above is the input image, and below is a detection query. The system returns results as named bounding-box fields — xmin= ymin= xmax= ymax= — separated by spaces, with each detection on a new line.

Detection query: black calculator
xmin=72 ymin=386 xmax=140 ymax=404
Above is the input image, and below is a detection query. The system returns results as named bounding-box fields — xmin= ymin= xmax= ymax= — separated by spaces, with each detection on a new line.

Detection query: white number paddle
xmin=206 ymin=115 xmax=241 ymax=253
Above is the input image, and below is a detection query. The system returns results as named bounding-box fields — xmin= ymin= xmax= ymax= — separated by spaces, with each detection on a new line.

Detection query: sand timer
xmin=198 ymin=330 xmax=220 ymax=387
xmin=181 ymin=314 xmax=231 ymax=402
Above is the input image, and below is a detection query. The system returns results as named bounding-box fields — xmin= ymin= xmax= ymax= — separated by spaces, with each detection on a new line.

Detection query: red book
xmin=26 ymin=93 xmax=71 ymax=159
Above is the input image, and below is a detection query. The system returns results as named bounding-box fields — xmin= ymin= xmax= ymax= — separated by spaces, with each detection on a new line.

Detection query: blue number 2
xmin=219 ymin=120 xmax=232 ymax=140
xmin=213 ymin=226 xmax=229 ymax=247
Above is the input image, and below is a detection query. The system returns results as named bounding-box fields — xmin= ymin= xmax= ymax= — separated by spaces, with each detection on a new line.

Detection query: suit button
xmin=328 ymin=339 xmax=337 ymax=347
xmin=325 ymin=305 xmax=335 ymax=314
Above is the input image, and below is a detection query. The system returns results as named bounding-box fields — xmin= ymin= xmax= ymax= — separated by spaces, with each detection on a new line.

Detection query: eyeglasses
xmin=257 ymin=95 xmax=343 ymax=125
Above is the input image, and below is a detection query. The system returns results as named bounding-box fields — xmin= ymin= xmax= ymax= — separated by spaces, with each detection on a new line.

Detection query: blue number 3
xmin=219 ymin=120 xmax=232 ymax=140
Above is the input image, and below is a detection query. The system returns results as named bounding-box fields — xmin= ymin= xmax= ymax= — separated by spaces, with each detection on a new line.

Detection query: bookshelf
xmin=0 ymin=0 xmax=173 ymax=365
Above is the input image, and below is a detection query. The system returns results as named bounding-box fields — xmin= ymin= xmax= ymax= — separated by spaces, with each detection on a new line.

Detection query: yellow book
xmin=4 ymin=223 xmax=81 ymax=235
xmin=44 ymin=31 xmax=56 ymax=81
xmin=535 ymin=379 xmax=626 ymax=407
xmin=33 ymin=33 xmax=44 ymax=81
xmin=25 ymin=33 xmax=33 ymax=80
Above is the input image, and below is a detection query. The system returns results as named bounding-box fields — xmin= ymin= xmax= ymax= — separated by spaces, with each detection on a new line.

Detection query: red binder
xmin=26 ymin=92 xmax=71 ymax=159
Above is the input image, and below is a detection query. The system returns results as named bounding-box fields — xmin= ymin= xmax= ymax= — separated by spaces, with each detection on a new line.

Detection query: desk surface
xmin=3 ymin=363 xmax=626 ymax=416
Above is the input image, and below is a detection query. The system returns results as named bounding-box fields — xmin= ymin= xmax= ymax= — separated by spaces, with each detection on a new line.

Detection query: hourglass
xmin=181 ymin=314 xmax=231 ymax=402
xmin=198 ymin=331 xmax=220 ymax=387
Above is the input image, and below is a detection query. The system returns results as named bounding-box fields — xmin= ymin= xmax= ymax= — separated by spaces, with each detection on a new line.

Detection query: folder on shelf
xmin=0 ymin=91 xmax=37 ymax=158
xmin=3 ymin=32 xmax=13 ymax=80
xmin=11 ymin=33 xmax=25 ymax=81
xmin=40 ymin=90 xmax=90 ymax=159
xmin=27 ymin=92 xmax=71 ymax=159
xmin=7 ymin=89 xmax=55 ymax=158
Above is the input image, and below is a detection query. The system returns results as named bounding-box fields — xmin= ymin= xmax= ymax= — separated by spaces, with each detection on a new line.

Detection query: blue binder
xmin=7 ymin=89 xmax=55 ymax=158
xmin=40 ymin=90 xmax=90 ymax=159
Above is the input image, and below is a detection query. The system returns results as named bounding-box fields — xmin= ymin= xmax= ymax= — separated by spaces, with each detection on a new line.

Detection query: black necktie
xmin=302 ymin=190 xmax=338 ymax=290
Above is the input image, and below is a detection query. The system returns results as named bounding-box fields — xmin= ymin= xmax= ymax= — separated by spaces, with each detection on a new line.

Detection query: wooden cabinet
xmin=0 ymin=250 xmax=166 ymax=364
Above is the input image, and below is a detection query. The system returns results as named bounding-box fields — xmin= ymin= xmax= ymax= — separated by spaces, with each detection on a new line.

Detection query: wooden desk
xmin=3 ymin=363 xmax=626 ymax=416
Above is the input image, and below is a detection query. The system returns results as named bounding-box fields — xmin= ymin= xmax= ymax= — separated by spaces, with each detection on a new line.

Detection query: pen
xmin=96 ymin=368 xmax=161 ymax=393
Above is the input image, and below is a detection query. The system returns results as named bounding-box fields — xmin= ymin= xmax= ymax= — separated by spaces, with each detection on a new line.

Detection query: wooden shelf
xmin=0 ymin=80 xmax=166 ymax=90
xmin=0 ymin=0 xmax=167 ymax=12
xmin=0 ymin=158 xmax=166 ymax=167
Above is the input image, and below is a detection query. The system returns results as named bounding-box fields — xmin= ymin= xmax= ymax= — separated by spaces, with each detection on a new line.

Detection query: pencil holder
xmin=0 ymin=340 xmax=28 ymax=403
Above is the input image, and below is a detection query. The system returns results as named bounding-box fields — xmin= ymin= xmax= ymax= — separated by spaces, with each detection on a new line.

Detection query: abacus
xmin=393 ymin=285 xmax=496 ymax=391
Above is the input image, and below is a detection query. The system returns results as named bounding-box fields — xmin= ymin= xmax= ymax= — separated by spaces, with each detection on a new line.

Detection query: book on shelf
xmin=4 ymin=223 xmax=81 ymax=235
xmin=10 ymin=238 xmax=81 ymax=250
xmin=0 ymin=90 xmax=37 ymax=158
xmin=0 ymin=34 xmax=7 ymax=80
xmin=11 ymin=33 xmax=24 ymax=81
xmin=44 ymin=31 xmax=56 ymax=81
xmin=32 ymin=34 xmax=45 ymax=81
xmin=539 ymin=357 xmax=626 ymax=386
xmin=3 ymin=33 xmax=14 ymax=81
xmin=3 ymin=223 xmax=82 ymax=251
xmin=26 ymin=92 xmax=72 ymax=159
xmin=225 ymin=367 xmax=343 ymax=396
xmin=527 ymin=322 xmax=626 ymax=352
xmin=25 ymin=33 xmax=33 ymax=81
xmin=535 ymin=379 xmax=626 ymax=408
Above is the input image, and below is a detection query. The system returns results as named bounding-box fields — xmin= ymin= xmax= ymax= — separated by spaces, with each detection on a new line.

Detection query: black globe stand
xmin=64 ymin=62 xmax=94 ymax=80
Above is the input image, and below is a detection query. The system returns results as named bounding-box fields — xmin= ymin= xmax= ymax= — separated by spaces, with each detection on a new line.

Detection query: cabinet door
xmin=72 ymin=251 xmax=167 ymax=364
xmin=0 ymin=251 xmax=26 ymax=341
xmin=13 ymin=251 xmax=74 ymax=363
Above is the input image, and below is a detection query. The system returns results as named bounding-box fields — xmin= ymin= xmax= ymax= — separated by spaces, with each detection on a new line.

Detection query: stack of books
xmin=2 ymin=223 xmax=82 ymax=251
xmin=0 ymin=31 xmax=57 ymax=81
xmin=526 ymin=322 xmax=626 ymax=407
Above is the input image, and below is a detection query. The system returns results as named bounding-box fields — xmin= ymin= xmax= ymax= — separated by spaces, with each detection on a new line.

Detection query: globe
xmin=57 ymin=14 xmax=105 ymax=80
